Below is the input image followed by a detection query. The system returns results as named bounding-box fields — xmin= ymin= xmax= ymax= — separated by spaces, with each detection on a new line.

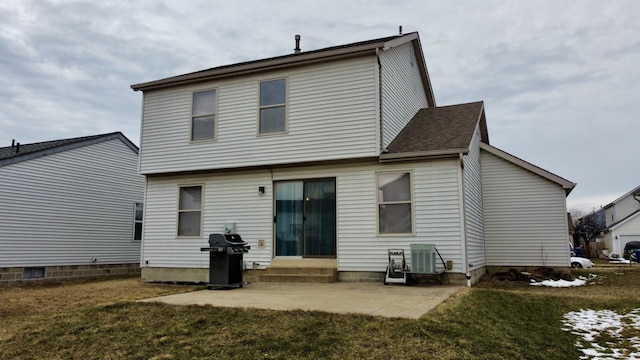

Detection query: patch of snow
xmin=562 ymin=308 xmax=640 ymax=359
xmin=578 ymin=274 xmax=598 ymax=282
xmin=610 ymin=259 xmax=631 ymax=264
xmin=530 ymin=278 xmax=586 ymax=287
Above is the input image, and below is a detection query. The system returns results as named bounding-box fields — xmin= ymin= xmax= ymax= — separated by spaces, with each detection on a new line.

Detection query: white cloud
xmin=0 ymin=0 xmax=638 ymax=205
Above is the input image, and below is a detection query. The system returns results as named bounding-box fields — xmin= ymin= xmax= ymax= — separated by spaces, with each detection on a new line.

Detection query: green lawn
xmin=1 ymin=268 xmax=639 ymax=359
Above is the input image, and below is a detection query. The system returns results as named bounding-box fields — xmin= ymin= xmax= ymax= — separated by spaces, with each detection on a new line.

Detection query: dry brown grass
xmin=0 ymin=276 xmax=200 ymax=341
xmin=478 ymin=266 xmax=640 ymax=302
xmin=1 ymin=268 xmax=638 ymax=359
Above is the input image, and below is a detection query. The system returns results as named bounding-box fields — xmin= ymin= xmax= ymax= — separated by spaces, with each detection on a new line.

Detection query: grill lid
xmin=208 ymin=233 xmax=245 ymax=247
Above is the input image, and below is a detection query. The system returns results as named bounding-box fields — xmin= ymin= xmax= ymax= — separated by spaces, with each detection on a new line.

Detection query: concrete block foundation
xmin=0 ymin=263 xmax=140 ymax=286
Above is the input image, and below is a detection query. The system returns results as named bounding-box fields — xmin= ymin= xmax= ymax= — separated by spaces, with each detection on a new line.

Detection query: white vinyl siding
xmin=141 ymin=158 xmax=464 ymax=277
xmin=605 ymin=196 xmax=640 ymax=227
xmin=463 ymin=127 xmax=485 ymax=268
xmin=379 ymin=41 xmax=429 ymax=148
xmin=0 ymin=139 xmax=144 ymax=267
xmin=481 ymin=150 xmax=570 ymax=267
xmin=139 ymin=56 xmax=380 ymax=174
xmin=143 ymin=171 xmax=274 ymax=269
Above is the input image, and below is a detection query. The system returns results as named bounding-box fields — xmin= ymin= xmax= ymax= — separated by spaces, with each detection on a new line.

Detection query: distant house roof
xmin=480 ymin=142 xmax=576 ymax=195
xmin=380 ymin=101 xmax=488 ymax=161
xmin=603 ymin=185 xmax=640 ymax=209
xmin=130 ymin=32 xmax=436 ymax=107
xmin=0 ymin=132 xmax=138 ymax=167
xmin=605 ymin=209 xmax=640 ymax=231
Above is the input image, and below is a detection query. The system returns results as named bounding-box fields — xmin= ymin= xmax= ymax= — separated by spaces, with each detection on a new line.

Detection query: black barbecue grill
xmin=200 ymin=233 xmax=250 ymax=289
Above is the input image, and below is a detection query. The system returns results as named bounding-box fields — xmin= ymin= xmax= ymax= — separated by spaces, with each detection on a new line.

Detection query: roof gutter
xmin=379 ymin=148 xmax=469 ymax=163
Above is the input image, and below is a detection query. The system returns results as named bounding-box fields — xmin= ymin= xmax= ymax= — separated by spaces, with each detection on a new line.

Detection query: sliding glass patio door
xmin=275 ymin=179 xmax=336 ymax=257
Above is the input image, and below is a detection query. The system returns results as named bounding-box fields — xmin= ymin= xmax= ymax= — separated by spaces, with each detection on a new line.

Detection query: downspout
xmin=376 ymin=47 xmax=385 ymax=154
xmin=459 ymin=153 xmax=471 ymax=287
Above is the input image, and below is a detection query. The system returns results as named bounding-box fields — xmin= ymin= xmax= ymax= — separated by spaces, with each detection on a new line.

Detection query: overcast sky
xmin=1 ymin=0 xmax=638 ymax=212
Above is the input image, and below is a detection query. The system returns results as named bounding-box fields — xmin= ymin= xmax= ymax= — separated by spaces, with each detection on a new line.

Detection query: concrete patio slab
xmin=139 ymin=282 xmax=462 ymax=319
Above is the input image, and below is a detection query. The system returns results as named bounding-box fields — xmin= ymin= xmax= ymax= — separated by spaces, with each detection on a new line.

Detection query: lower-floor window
xmin=377 ymin=172 xmax=413 ymax=234
xmin=178 ymin=186 xmax=202 ymax=237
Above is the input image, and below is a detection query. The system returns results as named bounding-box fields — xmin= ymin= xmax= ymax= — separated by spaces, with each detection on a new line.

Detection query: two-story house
xmin=131 ymin=32 xmax=575 ymax=285
xmin=602 ymin=185 xmax=640 ymax=256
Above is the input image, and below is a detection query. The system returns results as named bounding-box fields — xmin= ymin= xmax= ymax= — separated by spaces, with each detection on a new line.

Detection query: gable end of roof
xmin=603 ymin=184 xmax=640 ymax=209
xmin=480 ymin=142 xmax=576 ymax=195
xmin=605 ymin=209 xmax=640 ymax=230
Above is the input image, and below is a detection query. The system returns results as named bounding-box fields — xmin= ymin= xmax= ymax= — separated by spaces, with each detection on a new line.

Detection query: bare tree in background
xmin=570 ymin=208 xmax=606 ymax=257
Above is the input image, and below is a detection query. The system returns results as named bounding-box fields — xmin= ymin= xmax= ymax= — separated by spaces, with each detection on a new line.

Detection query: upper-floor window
xmin=178 ymin=186 xmax=202 ymax=237
xmin=377 ymin=172 xmax=413 ymax=235
xmin=192 ymin=90 xmax=216 ymax=141
xmin=259 ymin=79 xmax=286 ymax=134
xmin=133 ymin=202 xmax=143 ymax=241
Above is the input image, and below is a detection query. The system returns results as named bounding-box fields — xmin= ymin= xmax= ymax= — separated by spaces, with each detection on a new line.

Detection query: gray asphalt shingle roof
xmin=383 ymin=101 xmax=488 ymax=159
xmin=0 ymin=132 xmax=138 ymax=167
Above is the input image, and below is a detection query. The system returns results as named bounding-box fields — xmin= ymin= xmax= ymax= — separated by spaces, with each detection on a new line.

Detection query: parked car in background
xmin=569 ymin=242 xmax=593 ymax=268
xmin=623 ymin=241 xmax=640 ymax=262
xmin=570 ymin=257 xmax=593 ymax=268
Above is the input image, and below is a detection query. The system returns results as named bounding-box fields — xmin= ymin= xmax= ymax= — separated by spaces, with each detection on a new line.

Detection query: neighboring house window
xmin=178 ymin=186 xmax=202 ymax=237
xmin=259 ymin=79 xmax=286 ymax=134
xmin=133 ymin=202 xmax=143 ymax=241
xmin=377 ymin=172 xmax=413 ymax=234
xmin=23 ymin=267 xmax=45 ymax=279
xmin=191 ymin=90 xmax=216 ymax=141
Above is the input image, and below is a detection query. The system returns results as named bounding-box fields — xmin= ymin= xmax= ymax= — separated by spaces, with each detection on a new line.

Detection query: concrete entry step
xmin=259 ymin=267 xmax=337 ymax=283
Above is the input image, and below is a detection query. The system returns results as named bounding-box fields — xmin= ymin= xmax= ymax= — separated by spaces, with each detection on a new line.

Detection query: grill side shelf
xmin=200 ymin=247 xmax=226 ymax=252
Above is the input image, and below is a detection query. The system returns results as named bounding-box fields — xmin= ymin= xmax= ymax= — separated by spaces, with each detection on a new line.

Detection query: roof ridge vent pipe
xmin=294 ymin=35 xmax=301 ymax=54
xmin=11 ymin=139 xmax=15 ymax=148
xmin=15 ymin=142 xmax=20 ymax=154
xmin=399 ymin=25 xmax=403 ymax=35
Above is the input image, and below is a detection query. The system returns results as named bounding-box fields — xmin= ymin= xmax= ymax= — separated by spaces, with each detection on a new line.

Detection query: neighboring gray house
xmin=130 ymin=32 xmax=575 ymax=286
xmin=0 ymin=132 xmax=145 ymax=285
xmin=602 ymin=185 xmax=640 ymax=256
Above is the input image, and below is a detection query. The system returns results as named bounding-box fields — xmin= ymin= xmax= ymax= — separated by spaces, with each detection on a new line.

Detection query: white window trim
xmin=257 ymin=77 xmax=289 ymax=136
xmin=190 ymin=88 xmax=218 ymax=143
xmin=176 ymin=184 xmax=204 ymax=238
xmin=375 ymin=170 xmax=415 ymax=236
